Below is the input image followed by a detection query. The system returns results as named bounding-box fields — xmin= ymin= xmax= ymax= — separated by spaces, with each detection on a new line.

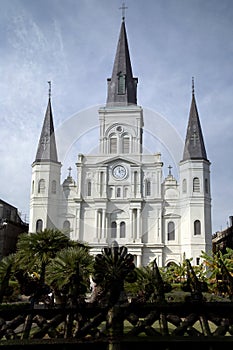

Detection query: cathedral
xmin=29 ymin=18 xmax=212 ymax=267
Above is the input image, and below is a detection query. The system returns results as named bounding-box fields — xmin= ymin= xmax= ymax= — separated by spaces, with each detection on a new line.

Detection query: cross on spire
xmin=168 ymin=165 xmax=172 ymax=176
xmin=192 ymin=76 xmax=195 ymax=96
xmin=119 ymin=2 xmax=128 ymax=21
xmin=48 ymin=81 xmax=51 ymax=98
xmin=191 ymin=130 xmax=199 ymax=147
xmin=68 ymin=166 xmax=72 ymax=177
xmin=41 ymin=134 xmax=49 ymax=150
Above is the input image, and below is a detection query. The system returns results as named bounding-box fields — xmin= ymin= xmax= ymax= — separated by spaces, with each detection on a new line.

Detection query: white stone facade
xmin=29 ymin=21 xmax=212 ymax=267
xmin=29 ymin=103 xmax=212 ymax=267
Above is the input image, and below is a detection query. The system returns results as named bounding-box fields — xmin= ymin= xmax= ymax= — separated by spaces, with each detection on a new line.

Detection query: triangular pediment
xmin=97 ymin=155 xmax=142 ymax=166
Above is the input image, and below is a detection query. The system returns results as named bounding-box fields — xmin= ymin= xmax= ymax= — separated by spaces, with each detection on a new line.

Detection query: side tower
xmin=179 ymin=80 xmax=212 ymax=264
xmin=29 ymin=86 xmax=61 ymax=232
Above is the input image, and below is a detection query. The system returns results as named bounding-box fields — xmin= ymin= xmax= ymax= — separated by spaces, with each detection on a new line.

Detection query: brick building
xmin=0 ymin=199 xmax=28 ymax=260
xmin=212 ymin=216 xmax=233 ymax=254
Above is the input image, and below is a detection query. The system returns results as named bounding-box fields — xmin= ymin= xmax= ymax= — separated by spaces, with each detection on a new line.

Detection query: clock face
xmin=112 ymin=165 xmax=127 ymax=179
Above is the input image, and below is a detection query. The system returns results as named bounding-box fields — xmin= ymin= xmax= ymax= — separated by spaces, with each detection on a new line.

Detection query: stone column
xmin=130 ymin=209 xmax=134 ymax=239
xmin=75 ymin=208 xmax=80 ymax=240
xmin=136 ymin=255 xmax=142 ymax=267
xmin=137 ymin=208 xmax=141 ymax=240
xmin=102 ymin=209 xmax=106 ymax=239
xmin=95 ymin=209 xmax=99 ymax=240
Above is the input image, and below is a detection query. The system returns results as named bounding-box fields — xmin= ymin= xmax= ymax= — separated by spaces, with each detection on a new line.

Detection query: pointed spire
xmin=34 ymin=83 xmax=59 ymax=163
xmin=182 ymin=79 xmax=208 ymax=162
xmin=106 ymin=19 xmax=138 ymax=106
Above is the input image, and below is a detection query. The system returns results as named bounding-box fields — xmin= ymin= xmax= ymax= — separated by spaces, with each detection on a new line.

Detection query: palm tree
xmin=0 ymin=254 xmax=15 ymax=303
xmin=126 ymin=259 xmax=171 ymax=303
xmin=15 ymin=229 xmax=71 ymax=286
xmin=13 ymin=229 xmax=82 ymax=305
xmin=46 ymin=246 xmax=94 ymax=306
xmin=92 ymin=244 xmax=137 ymax=306
xmin=201 ymin=249 xmax=233 ymax=296
xmin=46 ymin=246 xmax=94 ymax=337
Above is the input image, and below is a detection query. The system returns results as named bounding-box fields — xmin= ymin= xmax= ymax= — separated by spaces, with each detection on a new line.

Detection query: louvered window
xmin=110 ymin=137 xmax=117 ymax=154
xmin=146 ymin=180 xmax=151 ymax=196
xmin=38 ymin=179 xmax=45 ymax=193
xmin=193 ymin=177 xmax=200 ymax=192
xmin=122 ymin=136 xmax=130 ymax=153
xmin=118 ymin=73 xmax=126 ymax=94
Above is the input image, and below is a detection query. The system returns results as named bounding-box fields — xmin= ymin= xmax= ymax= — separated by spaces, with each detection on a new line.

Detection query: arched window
xmin=194 ymin=220 xmax=201 ymax=235
xmin=36 ymin=219 xmax=43 ymax=233
xmin=193 ymin=177 xmax=200 ymax=192
xmin=31 ymin=180 xmax=34 ymax=194
xmin=120 ymin=221 xmax=126 ymax=238
xmin=182 ymin=179 xmax=187 ymax=193
xmin=111 ymin=221 xmax=117 ymax=238
xmin=122 ymin=136 xmax=130 ymax=153
xmin=168 ymin=221 xmax=175 ymax=241
xmin=87 ymin=181 xmax=92 ymax=196
xmin=38 ymin=179 xmax=45 ymax=194
xmin=146 ymin=180 xmax=151 ymax=196
xmin=116 ymin=188 xmax=121 ymax=197
xmin=51 ymin=180 xmax=56 ymax=194
xmin=63 ymin=220 xmax=71 ymax=235
xmin=110 ymin=135 xmax=117 ymax=154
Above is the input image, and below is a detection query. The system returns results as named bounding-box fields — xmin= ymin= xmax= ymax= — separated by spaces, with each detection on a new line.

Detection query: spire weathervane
xmin=48 ymin=81 xmax=51 ymax=98
xmin=119 ymin=2 xmax=128 ymax=21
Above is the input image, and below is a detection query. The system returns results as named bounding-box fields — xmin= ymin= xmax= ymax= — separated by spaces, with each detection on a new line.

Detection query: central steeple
xmin=106 ymin=19 xmax=138 ymax=106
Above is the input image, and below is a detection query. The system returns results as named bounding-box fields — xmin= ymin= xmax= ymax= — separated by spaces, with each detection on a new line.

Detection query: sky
xmin=0 ymin=0 xmax=232 ymax=233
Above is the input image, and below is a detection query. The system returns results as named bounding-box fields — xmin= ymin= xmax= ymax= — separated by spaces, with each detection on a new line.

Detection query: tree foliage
xmin=1 ymin=233 xmax=233 ymax=305
xmin=46 ymin=246 xmax=94 ymax=306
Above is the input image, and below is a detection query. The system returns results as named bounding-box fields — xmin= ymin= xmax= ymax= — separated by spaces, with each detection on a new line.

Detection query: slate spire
xmin=182 ymin=79 xmax=208 ymax=162
xmin=107 ymin=19 xmax=138 ymax=106
xmin=34 ymin=89 xmax=58 ymax=163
